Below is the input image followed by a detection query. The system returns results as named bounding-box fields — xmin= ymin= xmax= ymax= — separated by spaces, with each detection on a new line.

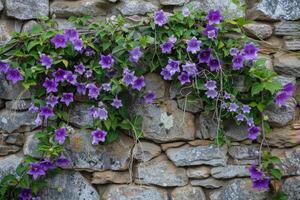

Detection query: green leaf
xmin=270 ymin=156 xmax=281 ymax=164
xmin=19 ymin=175 xmax=30 ymax=187
xmin=26 ymin=41 xmax=40 ymax=51
xmin=271 ymin=169 xmax=282 ymax=180
xmin=251 ymin=83 xmax=264 ymax=96
xmin=263 ymin=81 xmax=282 ymax=94
xmin=31 ymin=24 xmax=43 ymax=34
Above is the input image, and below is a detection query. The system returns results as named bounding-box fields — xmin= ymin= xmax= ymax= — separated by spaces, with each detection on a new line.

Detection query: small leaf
xmin=271 ymin=168 xmax=282 ymax=180
xmin=251 ymin=83 xmax=264 ymax=96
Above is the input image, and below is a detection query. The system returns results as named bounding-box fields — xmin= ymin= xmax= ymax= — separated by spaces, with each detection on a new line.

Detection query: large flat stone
xmin=282 ymin=176 xmax=300 ymax=200
xmin=284 ymin=37 xmax=300 ymax=51
xmin=224 ymin=120 xmax=248 ymax=141
xmin=0 ymin=144 xmax=20 ymax=156
xmin=133 ymin=141 xmax=161 ymax=162
xmin=190 ymin=178 xmax=224 ymax=189
xmin=228 ymin=145 xmax=260 ymax=160
xmin=266 ymin=126 xmax=300 ymax=148
xmin=243 ymin=23 xmax=272 ymax=39
xmin=211 ymin=165 xmax=249 ymax=179
xmin=187 ymin=166 xmax=211 ymax=179
xmin=160 ymin=0 xmax=186 ymax=6
xmin=0 ymin=154 xmax=23 ymax=179
xmin=274 ymin=52 xmax=300 ymax=77
xmin=92 ymin=171 xmax=131 ymax=184
xmin=0 ymin=74 xmax=31 ymax=100
xmin=117 ymin=0 xmax=160 ymax=16
xmin=171 ymin=185 xmax=206 ymax=200
xmin=275 ymin=21 xmax=300 ymax=36
xmin=5 ymin=100 xmax=31 ymax=111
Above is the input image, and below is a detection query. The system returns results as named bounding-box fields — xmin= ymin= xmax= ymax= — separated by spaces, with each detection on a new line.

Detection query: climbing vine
xmin=0 ymin=6 xmax=292 ymax=200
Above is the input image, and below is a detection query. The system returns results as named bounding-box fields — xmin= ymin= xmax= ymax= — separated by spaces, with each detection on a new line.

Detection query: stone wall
xmin=1 ymin=0 xmax=300 ymax=200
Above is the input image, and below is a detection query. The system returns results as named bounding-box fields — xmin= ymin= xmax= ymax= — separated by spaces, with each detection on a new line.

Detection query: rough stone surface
xmin=190 ymin=178 xmax=224 ymax=189
xmin=0 ymin=154 xmax=23 ymax=179
xmin=275 ymin=21 xmax=300 ymax=36
xmin=117 ymin=0 xmax=160 ymax=16
xmin=133 ymin=141 xmax=161 ymax=162
xmin=228 ymin=145 xmax=260 ymax=160
xmin=134 ymin=100 xmax=195 ymax=143
xmin=224 ymin=121 xmax=248 ymax=141
xmin=22 ymin=20 xmax=38 ymax=33
xmin=69 ymin=103 xmax=94 ymax=127
xmin=274 ymin=52 xmax=300 ymax=77
xmin=266 ymin=126 xmax=300 ymax=148
xmin=23 ymin=133 xmax=41 ymax=158
xmin=5 ymin=100 xmax=31 ymax=111
xmin=0 ymin=74 xmax=31 ymax=99
xmin=211 ymin=165 xmax=249 ymax=179
xmin=264 ymin=98 xmax=296 ymax=127
xmin=177 ymin=98 xmax=203 ymax=113
xmin=5 ymin=0 xmax=49 ymax=20
xmin=144 ymin=73 xmax=166 ymax=99
xmin=0 ymin=1 xmax=3 ymax=11
xmin=169 ymin=83 xmax=193 ymax=99
xmin=39 ymin=171 xmax=100 ymax=200
xmin=210 ymin=179 xmax=268 ymax=200
xmin=243 ymin=23 xmax=272 ymax=39
xmin=273 ymin=75 xmax=296 ymax=86
xmin=282 ymin=176 xmax=300 ymax=200
xmin=161 ymin=142 xmax=185 ymax=151
xmin=284 ymin=37 xmax=300 ymax=51
xmin=259 ymin=36 xmax=284 ymax=54
xmin=92 ymin=171 xmax=131 ymax=184
xmin=0 ymin=109 xmax=36 ymax=133
xmin=166 ymin=144 xmax=228 ymax=166
xmin=195 ymin=113 xmax=218 ymax=140
xmin=134 ymin=155 xmax=188 ymax=187
xmin=247 ymin=0 xmax=300 ymax=21
xmin=3 ymin=132 xmax=24 ymax=146
xmin=187 ymin=166 xmax=211 ymax=179
xmin=0 ymin=144 xmax=20 ymax=156
xmin=101 ymin=185 xmax=168 ymax=200
xmin=171 ymin=185 xmax=206 ymax=200
xmin=160 ymin=0 xmax=186 ymax=6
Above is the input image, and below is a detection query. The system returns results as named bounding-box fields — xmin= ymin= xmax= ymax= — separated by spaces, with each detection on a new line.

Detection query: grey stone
xmin=133 ymin=141 xmax=161 ymax=162
xmin=266 ymin=126 xmax=300 ymax=148
xmin=210 ymin=179 xmax=268 ymax=200
xmin=3 ymin=132 xmax=24 ymax=146
xmin=273 ymin=75 xmax=296 ymax=86
xmin=166 ymin=144 xmax=228 ymax=167
xmin=5 ymin=100 xmax=31 ymax=111
xmin=264 ymin=98 xmax=296 ymax=127
xmin=177 ymin=98 xmax=203 ymax=113
xmin=0 ymin=99 xmax=4 ymax=109
xmin=161 ymin=142 xmax=185 ymax=151
xmin=144 ymin=73 xmax=166 ymax=99
xmin=190 ymin=178 xmax=224 ymax=189
xmin=0 ymin=109 xmax=36 ymax=133
xmin=282 ymin=176 xmax=300 ymax=200
xmin=211 ymin=165 xmax=249 ymax=179
xmin=56 ymin=18 xmax=76 ymax=30
xmin=5 ymin=0 xmax=49 ymax=20
xmin=134 ymin=100 xmax=195 ymax=143
xmin=92 ymin=171 xmax=131 ymax=184
xmin=0 ymin=1 xmax=3 ymax=11
xmin=275 ymin=21 xmax=300 ymax=36
xmin=50 ymin=0 xmax=107 ymax=18
xmin=160 ymin=0 xmax=186 ymax=6
xmin=117 ymin=0 xmax=160 ymax=16
xmin=69 ymin=103 xmax=94 ymax=127
xmin=0 ymin=154 xmax=23 ymax=179
xmin=228 ymin=145 xmax=260 ymax=160
xmin=284 ymin=37 xmax=300 ymax=51
xmin=258 ymin=36 xmax=284 ymax=55
xmin=23 ymin=133 xmax=42 ymax=158
xmin=195 ymin=113 xmax=218 ymax=140
xmin=224 ymin=120 xmax=248 ymax=141
xmin=171 ymin=185 xmax=206 ymax=200
xmin=187 ymin=166 xmax=211 ymax=179
xmin=247 ymin=0 xmax=300 ymax=21
xmin=274 ymin=52 xmax=300 ymax=77
xmin=0 ymin=74 xmax=31 ymax=100
xmin=101 ymin=185 xmax=168 ymax=200
xmin=243 ymin=23 xmax=272 ymax=39
xmin=22 ymin=20 xmax=38 ymax=33
xmin=169 ymin=83 xmax=193 ymax=99
xmin=134 ymin=155 xmax=188 ymax=187
xmin=0 ymin=144 xmax=20 ymax=156
xmin=39 ymin=171 xmax=99 ymax=200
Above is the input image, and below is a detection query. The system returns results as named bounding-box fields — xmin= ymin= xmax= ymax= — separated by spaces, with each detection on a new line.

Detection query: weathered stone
xmin=22 ymin=20 xmax=38 ymax=33
xmin=144 ymin=73 xmax=166 ymax=99
xmin=171 ymin=185 xmax=206 ymax=200
xmin=0 ymin=99 xmax=4 ymax=109
xmin=23 ymin=133 xmax=42 ymax=158
xmin=134 ymin=100 xmax=195 ymax=143
xmin=273 ymin=75 xmax=296 ymax=86
xmin=3 ymin=132 xmax=24 ymax=146
xmin=160 ymin=0 xmax=186 ymax=6
xmin=69 ymin=103 xmax=93 ymax=127
xmin=0 ymin=74 xmax=31 ymax=99
xmin=0 ymin=109 xmax=36 ymax=133
xmin=187 ymin=166 xmax=211 ymax=179
xmin=243 ymin=23 xmax=272 ymax=39
xmin=0 ymin=154 xmax=23 ymax=179
xmin=195 ymin=113 xmax=218 ymax=140
xmin=228 ymin=145 xmax=260 ymax=160
xmin=0 ymin=1 xmax=3 ymax=11
xmin=161 ymin=142 xmax=185 ymax=151
xmin=92 ymin=171 xmax=131 ymax=184
xmin=190 ymin=178 xmax=224 ymax=189
xmin=266 ymin=126 xmax=300 ymax=148
xmin=117 ymin=0 xmax=160 ymax=16
xmin=247 ymin=0 xmax=300 ymax=21
xmin=133 ymin=141 xmax=161 ymax=162
xmin=5 ymin=0 xmax=49 ymax=20
xmin=275 ymin=21 xmax=300 ymax=36
xmin=211 ymin=165 xmax=249 ymax=179
xmin=50 ymin=0 xmax=107 ymax=18
xmin=0 ymin=144 xmax=20 ymax=156
xmin=210 ymin=179 xmax=268 ymax=200
xmin=188 ymin=139 xmax=214 ymax=146
xmin=274 ymin=52 xmax=300 ymax=77
xmin=296 ymin=79 xmax=300 ymax=105
xmin=166 ymin=144 xmax=228 ymax=166
xmin=101 ymin=185 xmax=168 ymax=200
xmin=134 ymin=155 xmax=188 ymax=187
xmin=169 ymin=83 xmax=193 ymax=99
xmin=264 ymin=98 xmax=296 ymax=127
xmin=39 ymin=171 xmax=99 ymax=200
xmin=224 ymin=120 xmax=248 ymax=141
xmin=259 ymin=36 xmax=284 ymax=55
xmin=282 ymin=176 xmax=300 ymax=200
xmin=283 ymin=37 xmax=300 ymax=51
xmin=177 ymin=98 xmax=203 ymax=113
xmin=5 ymin=100 xmax=31 ymax=111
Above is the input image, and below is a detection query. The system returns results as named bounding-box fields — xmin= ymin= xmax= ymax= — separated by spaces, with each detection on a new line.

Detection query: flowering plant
xmin=0 ymin=7 xmax=292 ymax=200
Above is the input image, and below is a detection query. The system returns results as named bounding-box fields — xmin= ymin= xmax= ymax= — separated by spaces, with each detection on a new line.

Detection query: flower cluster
xmin=249 ymin=165 xmax=270 ymax=190
xmin=275 ymin=82 xmax=295 ymax=106
xmin=0 ymin=61 xmax=23 ymax=84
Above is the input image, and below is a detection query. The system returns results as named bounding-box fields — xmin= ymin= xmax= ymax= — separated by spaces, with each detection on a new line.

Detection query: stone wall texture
xmin=1 ymin=0 xmax=300 ymax=200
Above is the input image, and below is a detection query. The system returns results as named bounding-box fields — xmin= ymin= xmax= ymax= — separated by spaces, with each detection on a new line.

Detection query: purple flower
xmin=86 ymin=83 xmax=100 ymax=99
xmin=283 ymin=83 xmax=295 ymax=96
xmin=51 ymin=33 xmax=67 ymax=49
xmin=52 ymin=68 xmax=66 ymax=82
xmin=61 ymin=93 xmax=74 ymax=106
xmin=43 ymin=78 xmax=58 ymax=94
xmin=111 ymin=97 xmax=122 ymax=109
xmin=98 ymin=107 xmax=108 ymax=120
xmin=186 ymin=37 xmax=201 ymax=54
xmin=182 ymin=62 xmax=198 ymax=77
xmin=129 ymin=47 xmax=142 ymax=63
xmin=160 ymin=40 xmax=174 ymax=54
xmin=198 ymin=48 xmax=212 ymax=63
xmin=249 ymin=164 xmax=263 ymax=180
xmin=247 ymin=117 xmax=255 ymax=127
xmin=230 ymin=48 xmax=239 ymax=56
xmin=19 ymin=188 xmax=32 ymax=200
xmin=232 ymin=54 xmax=244 ymax=70
xmin=252 ymin=178 xmax=270 ymax=190
xmin=202 ymin=25 xmax=218 ymax=39
xmin=242 ymin=105 xmax=251 ymax=113
xmin=29 ymin=103 xmax=39 ymax=113
xmin=275 ymin=91 xmax=289 ymax=107
xmin=248 ymin=126 xmax=260 ymax=140
xmin=144 ymin=91 xmax=156 ymax=104
xmin=64 ymin=71 xmax=77 ymax=85
xmin=160 ymin=67 xmax=172 ymax=80
xmin=166 ymin=59 xmax=180 ymax=74
xmin=205 ymin=80 xmax=217 ymax=90
xmin=6 ymin=68 xmax=24 ymax=85
xmin=39 ymin=106 xmax=54 ymax=120
xmin=102 ymin=83 xmax=111 ymax=92
xmin=182 ymin=7 xmax=190 ymax=17
xmin=47 ymin=95 xmax=58 ymax=108
xmin=205 ymin=89 xmax=218 ymax=99
xmin=39 ymin=158 xmax=55 ymax=171
xmin=91 ymin=129 xmax=107 ymax=145
xmin=84 ymin=47 xmax=95 ymax=57
xmin=64 ymin=29 xmax=79 ymax=42
xmin=122 ymin=68 xmax=136 ymax=86
xmin=55 ymin=154 xmax=70 ymax=168
xmin=0 ymin=61 xmax=9 ymax=73
xmin=35 ymin=115 xmax=42 ymax=126
xmin=154 ymin=10 xmax=168 ymax=26
xmin=236 ymin=114 xmax=245 ymax=121
xmin=206 ymin=10 xmax=223 ymax=25
xmin=72 ymin=38 xmax=84 ymax=51
xmin=224 ymin=91 xmax=231 ymax=100
xmin=99 ymin=54 xmax=114 ymax=69
xmin=178 ymin=71 xmax=190 ymax=85
xmin=242 ymin=43 xmax=259 ymax=60
xmin=76 ymin=83 xmax=86 ymax=95
xmin=55 ymin=127 xmax=68 ymax=144
xmin=89 ymin=106 xmax=99 ymax=118
xmin=208 ymin=58 xmax=221 ymax=72
xmin=74 ymin=63 xmax=86 ymax=75
xmin=228 ymin=103 xmax=239 ymax=112
xmin=85 ymin=70 xmax=93 ymax=78
xmin=39 ymin=54 xmax=53 ymax=69
xmin=28 ymin=163 xmax=45 ymax=180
